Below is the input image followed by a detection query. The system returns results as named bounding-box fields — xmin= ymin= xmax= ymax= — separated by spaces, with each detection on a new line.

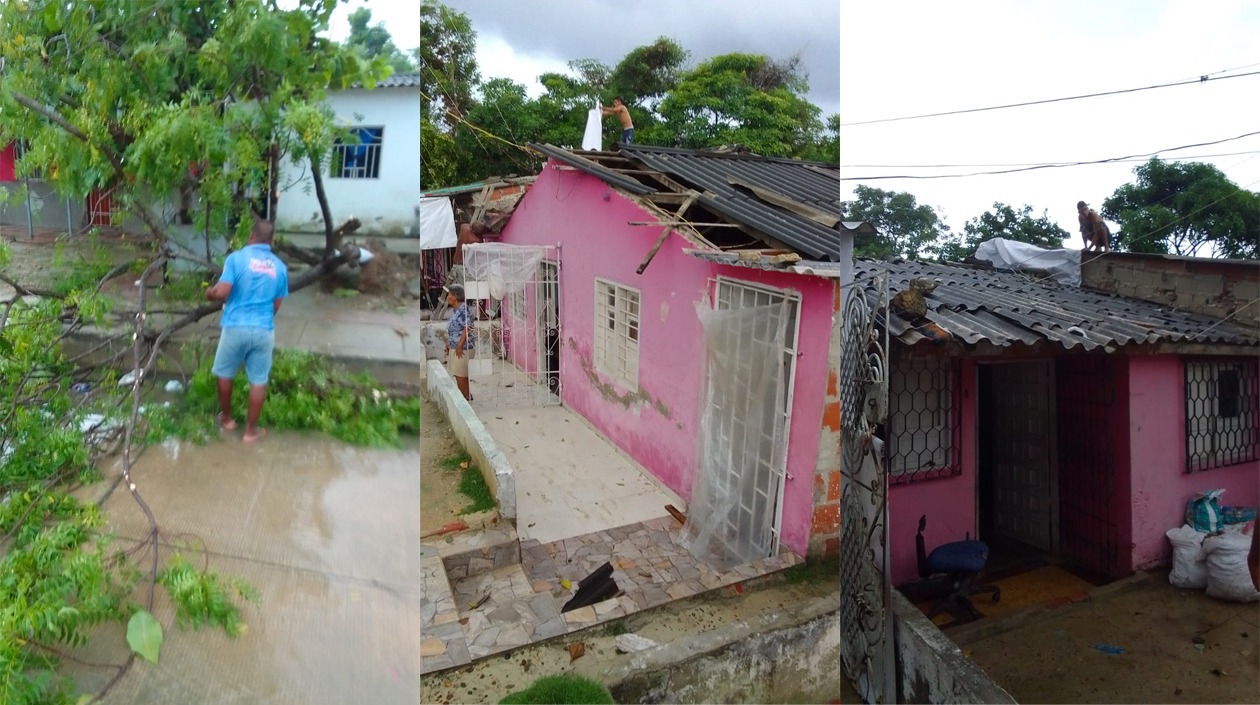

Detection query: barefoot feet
xmin=243 ymin=427 xmax=267 ymax=444
xmin=218 ymin=413 xmax=237 ymax=431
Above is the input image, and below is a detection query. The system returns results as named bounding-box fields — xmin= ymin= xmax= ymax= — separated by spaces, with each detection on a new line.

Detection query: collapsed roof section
xmin=527 ymin=143 xmax=842 ymax=268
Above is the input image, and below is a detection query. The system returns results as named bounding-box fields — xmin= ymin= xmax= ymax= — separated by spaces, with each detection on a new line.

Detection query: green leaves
xmin=126 ymin=610 xmax=163 ymax=664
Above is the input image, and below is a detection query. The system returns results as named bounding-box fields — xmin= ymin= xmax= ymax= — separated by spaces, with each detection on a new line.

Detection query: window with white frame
xmin=1185 ymin=358 xmax=1259 ymax=472
xmin=508 ymin=287 xmax=527 ymax=321
xmin=887 ymin=355 xmax=959 ymax=481
xmin=330 ymin=126 xmax=384 ymax=179
xmin=594 ymin=279 xmax=640 ymax=390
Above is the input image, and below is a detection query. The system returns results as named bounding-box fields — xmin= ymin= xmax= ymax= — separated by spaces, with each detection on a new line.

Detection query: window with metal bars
xmin=888 ymin=355 xmax=961 ymax=483
xmin=593 ymin=279 xmax=640 ymax=391
xmin=1184 ymin=358 xmax=1259 ymax=472
xmin=507 ymin=285 xmax=527 ymax=321
xmin=330 ymin=126 xmax=383 ymax=179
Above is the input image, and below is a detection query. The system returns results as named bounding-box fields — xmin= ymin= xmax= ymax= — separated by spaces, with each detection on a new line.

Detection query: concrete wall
xmin=888 ymin=358 xmax=978 ymax=585
xmin=596 ymin=594 xmax=840 ymax=704
xmin=0 ymin=180 xmax=83 ymax=233
xmin=1126 ymin=355 xmax=1259 ymax=570
xmin=1082 ymin=253 xmax=1260 ymax=330
xmin=424 ymin=360 xmax=516 ymax=521
xmin=808 ymin=283 xmax=842 ymax=557
xmin=498 ymin=161 xmax=837 ymax=558
xmin=276 ymin=87 xmax=420 ymax=236
xmin=890 ymin=589 xmax=1016 ymax=704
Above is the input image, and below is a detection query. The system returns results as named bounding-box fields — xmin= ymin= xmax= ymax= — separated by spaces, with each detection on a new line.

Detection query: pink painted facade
xmin=1126 ymin=356 xmax=1259 ymax=570
xmin=888 ymin=352 xmax=1259 ymax=586
xmin=497 ymin=161 xmax=837 ymax=557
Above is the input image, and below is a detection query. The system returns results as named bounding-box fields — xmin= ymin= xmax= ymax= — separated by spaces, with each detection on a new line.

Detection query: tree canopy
xmin=1103 ymin=158 xmax=1259 ymax=259
xmin=842 ymin=186 xmax=951 ymax=261
xmin=937 ymin=202 xmax=1070 ymax=262
xmin=346 ymin=7 xmax=417 ymax=73
xmin=418 ymin=1 xmax=838 ymax=188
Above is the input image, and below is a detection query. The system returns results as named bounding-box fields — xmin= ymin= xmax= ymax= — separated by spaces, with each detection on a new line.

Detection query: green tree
xmin=843 ymin=186 xmax=951 ymax=260
xmin=1103 ymin=158 xmax=1260 ymax=258
xmin=651 ymin=53 xmax=825 ymax=158
xmin=420 ymin=0 xmax=480 ymax=130
xmin=346 ymin=7 xmax=416 ymax=73
xmin=454 ymin=78 xmax=546 ymax=180
xmin=937 ymin=202 xmax=1070 ymax=262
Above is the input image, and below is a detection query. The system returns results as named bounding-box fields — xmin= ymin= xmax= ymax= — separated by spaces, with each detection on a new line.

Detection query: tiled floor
xmin=478 ymin=406 xmax=684 ymax=543
xmin=419 ymin=516 xmax=802 ymax=675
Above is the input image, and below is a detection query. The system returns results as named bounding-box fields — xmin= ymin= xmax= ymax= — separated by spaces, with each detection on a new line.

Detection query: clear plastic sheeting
xmin=682 ymin=300 xmax=789 ymax=571
xmin=973 ymin=237 xmax=1081 ymax=286
xmin=464 ymin=243 xmax=549 ymax=300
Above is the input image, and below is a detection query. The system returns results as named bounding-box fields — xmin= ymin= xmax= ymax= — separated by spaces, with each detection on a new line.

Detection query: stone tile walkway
xmin=419 ymin=516 xmax=802 ymax=675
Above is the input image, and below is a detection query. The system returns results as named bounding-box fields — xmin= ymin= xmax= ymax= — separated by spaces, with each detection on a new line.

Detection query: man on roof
xmin=601 ymin=97 xmax=634 ymax=144
xmin=1077 ymin=200 xmax=1111 ymax=253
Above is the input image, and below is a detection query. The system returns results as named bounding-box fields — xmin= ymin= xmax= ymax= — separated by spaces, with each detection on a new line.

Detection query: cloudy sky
xmin=841 ymin=0 xmax=1260 ymax=249
xmin=440 ymin=0 xmax=840 ymax=118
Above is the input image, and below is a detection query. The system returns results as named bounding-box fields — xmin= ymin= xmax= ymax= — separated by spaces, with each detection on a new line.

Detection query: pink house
xmin=853 ymin=258 xmax=1260 ymax=586
xmin=487 ymin=143 xmax=845 ymax=560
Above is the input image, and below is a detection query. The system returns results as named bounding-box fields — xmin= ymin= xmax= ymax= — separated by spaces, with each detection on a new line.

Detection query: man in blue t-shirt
xmin=204 ymin=219 xmax=289 ymax=443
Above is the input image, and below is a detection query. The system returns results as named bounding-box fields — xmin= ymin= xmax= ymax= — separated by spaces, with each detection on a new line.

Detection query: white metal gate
xmin=711 ymin=277 xmax=800 ymax=558
xmin=463 ymin=243 xmax=561 ymax=408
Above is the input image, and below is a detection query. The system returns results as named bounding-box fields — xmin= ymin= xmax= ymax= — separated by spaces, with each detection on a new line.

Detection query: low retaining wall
xmin=424 ymin=360 xmax=516 ymax=521
xmin=890 ymin=589 xmax=1014 ymax=704
xmin=593 ymin=594 xmax=840 ymax=704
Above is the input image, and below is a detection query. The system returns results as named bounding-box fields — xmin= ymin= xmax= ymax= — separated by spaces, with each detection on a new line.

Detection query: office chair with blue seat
xmin=915 ymin=514 xmax=1000 ymax=621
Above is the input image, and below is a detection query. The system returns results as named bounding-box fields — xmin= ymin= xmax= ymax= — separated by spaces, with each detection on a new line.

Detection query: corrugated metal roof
xmin=683 ymin=249 xmax=841 ymax=278
xmin=420 ymin=177 xmax=534 ymax=198
xmin=528 ymin=143 xmax=655 ymax=195
xmin=856 ymin=258 xmax=1259 ymax=350
xmin=618 ymin=145 xmax=840 ymax=262
xmin=348 ymin=72 xmax=420 ymax=89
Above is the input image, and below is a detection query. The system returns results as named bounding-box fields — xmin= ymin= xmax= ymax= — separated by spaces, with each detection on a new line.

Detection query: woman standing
xmin=444 ymin=284 xmax=474 ymax=401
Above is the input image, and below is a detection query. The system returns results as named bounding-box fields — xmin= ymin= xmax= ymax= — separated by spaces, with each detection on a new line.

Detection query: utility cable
xmin=842 ymin=149 xmax=1260 ymax=170
xmin=840 ymin=69 xmax=1260 ymax=127
xmin=840 ymin=130 xmax=1260 ymax=181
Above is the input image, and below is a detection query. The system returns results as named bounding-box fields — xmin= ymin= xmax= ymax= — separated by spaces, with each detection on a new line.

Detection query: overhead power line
xmin=840 ymin=69 xmax=1260 ymax=127
xmin=840 ymin=130 xmax=1260 ymax=181
xmin=841 ymin=149 xmax=1260 ymax=170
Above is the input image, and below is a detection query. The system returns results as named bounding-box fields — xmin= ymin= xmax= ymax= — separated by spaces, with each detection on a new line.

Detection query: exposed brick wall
xmin=808 ymin=281 xmax=843 ymax=559
xmin=1081 ymin=253 xmax=1260 ymax=330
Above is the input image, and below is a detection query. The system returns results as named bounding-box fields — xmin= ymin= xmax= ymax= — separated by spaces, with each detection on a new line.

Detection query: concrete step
xmin=427 ymin=524 xmax=521 ymax=581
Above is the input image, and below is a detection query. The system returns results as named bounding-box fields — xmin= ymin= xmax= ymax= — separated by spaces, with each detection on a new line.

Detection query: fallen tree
xmin=0 ymin=1 xmax=407 ymax=701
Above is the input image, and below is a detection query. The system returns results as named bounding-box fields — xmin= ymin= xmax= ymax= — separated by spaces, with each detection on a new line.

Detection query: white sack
xmin=418 ymin=197 xmax=457 ymax=251
xmin=582 ymin=101 xmax=602 ymax=151
xmin=1199 ymin=531 xmax=1260 ymax=603
xmin=1166 ymin=524 xmax=1208 ymax=589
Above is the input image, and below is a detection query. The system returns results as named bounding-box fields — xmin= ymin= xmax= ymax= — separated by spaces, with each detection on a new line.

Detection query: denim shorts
xmin=212 ymin=326 xmax=275 ymax=385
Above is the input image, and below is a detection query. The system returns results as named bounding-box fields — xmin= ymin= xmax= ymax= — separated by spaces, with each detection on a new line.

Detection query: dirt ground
xmin=964 ymin=571 xmax=1260 ymax=704
xmin=420 ymin=578 xmax=837 ymax=705
xmin=421 ymin=396 xmax=469 ymax=535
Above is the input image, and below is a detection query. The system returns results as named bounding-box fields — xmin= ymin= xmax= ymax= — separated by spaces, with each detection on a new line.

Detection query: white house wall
xmin=275 ymin=87 xmax=420 ymax=237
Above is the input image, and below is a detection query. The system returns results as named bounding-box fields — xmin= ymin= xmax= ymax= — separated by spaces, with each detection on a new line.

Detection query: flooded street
xmin=64 ymin=433 xmax=420 ymax=704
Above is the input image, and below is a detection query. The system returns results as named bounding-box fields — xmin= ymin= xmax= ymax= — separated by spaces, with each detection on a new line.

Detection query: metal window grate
xmin=593 ymin=279 xmax=640 ymax=391
xmin=330 ymin=126 xmax=383 ymax=179
xmin=1185 ymin=357 xmax=1259 ymax=473
xmin=508 ymin=286 xmax=527 ymax=321
xmin=887 ymin=355 xmax=961 ymax=483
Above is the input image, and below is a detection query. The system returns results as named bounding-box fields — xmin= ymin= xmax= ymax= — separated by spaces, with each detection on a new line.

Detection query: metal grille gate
xmin=839 ymin=272 xmax=894 ymax=704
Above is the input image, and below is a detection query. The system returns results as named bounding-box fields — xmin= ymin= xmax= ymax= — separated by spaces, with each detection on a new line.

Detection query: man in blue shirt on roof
xmin=204 ymin=218 xmax=289 ymax=443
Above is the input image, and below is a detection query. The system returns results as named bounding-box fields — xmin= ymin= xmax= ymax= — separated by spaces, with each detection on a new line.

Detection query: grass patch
xmin=602 ymin=620 xmax=630 ymax=636
xmin=440 ymin=450 xmax=472 ymax=472
xmin=783 ymin=555 xmax=840 ymax=585
xmin=457 ymin=463 xmax=495 ymax=515
xmin=499 ymin=675 xmax=614 ymax=705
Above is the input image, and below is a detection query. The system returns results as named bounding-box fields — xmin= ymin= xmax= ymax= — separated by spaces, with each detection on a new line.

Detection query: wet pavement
xmin=64 ymin=433 xmax=421 ymax=704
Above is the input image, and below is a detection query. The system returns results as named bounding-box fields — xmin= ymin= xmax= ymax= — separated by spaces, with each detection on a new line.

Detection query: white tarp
xmin=582 ymin=101 xmax=602 ymax=151
xmin=418 ymin=196 xmax=457 ymax=251
xmin=973 ymin=237 xmax=1081 ymax=286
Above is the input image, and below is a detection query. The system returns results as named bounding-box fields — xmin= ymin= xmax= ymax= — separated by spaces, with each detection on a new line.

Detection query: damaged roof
xmin=527 ymin=143 xmax=841 ymax=262
xmin=856 ymin=258 xmax=1259 ymax=351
